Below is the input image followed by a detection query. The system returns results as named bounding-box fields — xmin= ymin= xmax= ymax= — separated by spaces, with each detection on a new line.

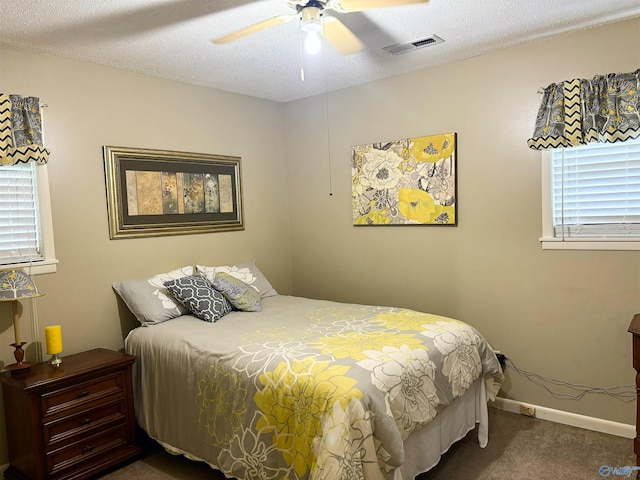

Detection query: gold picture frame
xmin=103 ymin=146 xmax=243 ymax=239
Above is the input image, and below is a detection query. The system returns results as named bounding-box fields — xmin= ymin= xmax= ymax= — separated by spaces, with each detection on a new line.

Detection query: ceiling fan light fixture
xmin=300 ymin=6 xmax=323 ymax=32
xmin=304 ymin=30 xmax=323 ymax=54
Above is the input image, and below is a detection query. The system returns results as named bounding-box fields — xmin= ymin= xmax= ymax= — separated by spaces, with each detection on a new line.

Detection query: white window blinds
xmin=0 ymin=162 xmax=44 ymax=265
xmin=551 ymin=137 xmax=640 ymax=238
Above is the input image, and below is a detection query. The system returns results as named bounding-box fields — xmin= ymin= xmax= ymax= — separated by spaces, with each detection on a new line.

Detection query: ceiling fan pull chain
xmin=299 ymin=17 xmax=306 ymax=82
xmin=322 ymin=17 xmax=333 ymax=197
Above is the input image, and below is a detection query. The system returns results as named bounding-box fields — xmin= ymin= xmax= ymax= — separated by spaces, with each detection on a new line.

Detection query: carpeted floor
xmin=98 ymin=408 xmax=635 ymax=480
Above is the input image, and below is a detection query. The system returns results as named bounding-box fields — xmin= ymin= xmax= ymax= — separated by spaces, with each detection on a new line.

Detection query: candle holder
xmin=48 ymin=353 xmax=62 ymax=368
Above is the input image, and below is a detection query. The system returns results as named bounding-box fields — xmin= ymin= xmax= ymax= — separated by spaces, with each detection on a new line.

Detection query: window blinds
xmin=551 ymin=137 xmax=640 ymax=238
xmin=0 ymin=163 xmax=43 ymax=264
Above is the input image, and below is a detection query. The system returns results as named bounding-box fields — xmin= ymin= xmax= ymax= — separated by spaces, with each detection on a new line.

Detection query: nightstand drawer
xmin=46 ymin=424 xmax=128 ymax=477
xmin=44 ymin=399 xmax=127 ymax=447
xmin=40 ymin=372 xmax=125 ymax=417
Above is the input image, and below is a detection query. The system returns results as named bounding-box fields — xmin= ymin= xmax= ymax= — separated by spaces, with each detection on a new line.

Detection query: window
xmin=0 ymin=163 xmax=57 ymax=273
xmin=541 ymin=137 xmax=640 ymax=250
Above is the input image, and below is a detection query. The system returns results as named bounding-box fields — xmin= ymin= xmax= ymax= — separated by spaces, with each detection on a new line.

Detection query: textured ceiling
xmin=1 ymin=0 xmax=640 ymax=102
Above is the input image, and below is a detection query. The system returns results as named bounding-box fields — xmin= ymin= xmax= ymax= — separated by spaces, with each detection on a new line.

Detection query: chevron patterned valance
xmin=528 ymin=69 xmax=640 ymax=150
xmin=0 ymin=93 xmax=49 ymax=166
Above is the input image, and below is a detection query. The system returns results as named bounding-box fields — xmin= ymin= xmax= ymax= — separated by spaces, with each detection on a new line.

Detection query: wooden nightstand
xmin=0 ymin=348 xmax=141 ymax=480
xmin=629 ymin=315 xmax=640 ymax=478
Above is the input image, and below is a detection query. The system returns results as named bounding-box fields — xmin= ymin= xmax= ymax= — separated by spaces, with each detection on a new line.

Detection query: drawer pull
xmin=77 ymin=390 xmax=90 ymax=398
xmin=80 ymin=417 xmax=93 ymax=426
xmin=82 ymin=444 xmax=94 ymax=453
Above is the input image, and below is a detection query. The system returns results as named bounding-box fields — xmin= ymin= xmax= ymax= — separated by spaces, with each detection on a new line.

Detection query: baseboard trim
xmin=489 ymin=397 xmax=635 ymax=439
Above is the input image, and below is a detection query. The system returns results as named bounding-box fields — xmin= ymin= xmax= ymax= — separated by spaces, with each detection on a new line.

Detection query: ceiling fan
xmin=212 ymin=0 xmax=429 ymax=56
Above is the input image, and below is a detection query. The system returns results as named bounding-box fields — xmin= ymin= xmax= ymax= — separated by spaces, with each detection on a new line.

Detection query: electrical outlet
xmin=520 ymin=405 xmax=536 ymax=417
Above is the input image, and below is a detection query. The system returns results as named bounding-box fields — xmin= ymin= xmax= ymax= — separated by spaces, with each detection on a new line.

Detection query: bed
xmin=115 ymin=263 xmax=503 ymax=480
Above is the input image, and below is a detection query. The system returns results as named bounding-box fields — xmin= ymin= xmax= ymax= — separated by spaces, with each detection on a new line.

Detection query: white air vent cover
xmin=383 ymin=35 xmax=444 ymax=55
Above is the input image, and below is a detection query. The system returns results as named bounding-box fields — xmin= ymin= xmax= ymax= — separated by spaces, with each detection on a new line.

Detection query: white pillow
xmin=113 ymin=266 xmax=194 ymax=326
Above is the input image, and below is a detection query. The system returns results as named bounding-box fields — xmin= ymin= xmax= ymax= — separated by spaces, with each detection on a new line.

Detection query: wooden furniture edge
xmin=628 ymin=314 xmax=640 ymax=478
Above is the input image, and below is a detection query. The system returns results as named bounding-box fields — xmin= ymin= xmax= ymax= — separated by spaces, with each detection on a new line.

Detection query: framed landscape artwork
xmin=103 ymin=146 xmax=243 ymax=239
xmin=352 ymin=132 xmax=457 ymax=226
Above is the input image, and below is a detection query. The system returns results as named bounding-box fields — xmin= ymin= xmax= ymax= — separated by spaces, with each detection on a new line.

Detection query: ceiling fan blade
xmin=338 ymin=0 xmax=428 ymax=12
xmin=212 ymin=14 xmax=295 ymax=44
xmin=322 ymin=17 xmax=364 ymax=55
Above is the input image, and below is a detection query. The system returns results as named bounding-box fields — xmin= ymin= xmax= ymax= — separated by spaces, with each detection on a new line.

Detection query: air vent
xmin=383 ymin=35 xmax=444 ymax=55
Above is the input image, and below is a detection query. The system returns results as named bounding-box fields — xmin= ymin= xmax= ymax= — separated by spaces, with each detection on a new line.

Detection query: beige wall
xmin=0 ymin=16 xmax=638 ymax=468
xmin=0 ymin=45 xmax=293 ymax=463
xmin=284 ymin=18 xmax=640 ymax=425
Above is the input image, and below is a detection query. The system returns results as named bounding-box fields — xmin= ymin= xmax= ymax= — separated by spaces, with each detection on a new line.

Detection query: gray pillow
xmin=196 ymin=260 xmax=277 ymax=298
xmin=113 ymin=266 xmax=193 ymax=326
xmin=164 ymin=275 xmax=232 ymax=322
xmin=212 ymin=272 xmax=262 ymax=312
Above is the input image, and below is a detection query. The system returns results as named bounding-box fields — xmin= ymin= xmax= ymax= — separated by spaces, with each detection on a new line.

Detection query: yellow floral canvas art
xmin=352 ymin=132 xmax=457 ymax=225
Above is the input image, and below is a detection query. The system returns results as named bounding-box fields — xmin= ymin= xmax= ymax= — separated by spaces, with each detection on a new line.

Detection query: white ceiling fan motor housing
xmin=300 ymin=6 xmax=323 ymax=32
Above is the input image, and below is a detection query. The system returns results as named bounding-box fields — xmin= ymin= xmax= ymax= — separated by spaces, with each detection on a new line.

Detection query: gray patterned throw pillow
xmin=163 ymin=275 xmax=232 ymax=322
xmin=196 ymin=260 xmax=278 ymax=298
xmin=211 ymin=272 xmax=262 ymax=312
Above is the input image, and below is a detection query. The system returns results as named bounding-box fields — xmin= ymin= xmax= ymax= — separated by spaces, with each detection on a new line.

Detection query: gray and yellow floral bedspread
xmin=125 ymin=295 xmax=504 ymax=480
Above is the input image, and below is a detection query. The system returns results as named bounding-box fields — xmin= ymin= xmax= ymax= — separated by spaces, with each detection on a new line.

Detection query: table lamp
xmin=0 ymin=268 xmax=44 ymax=375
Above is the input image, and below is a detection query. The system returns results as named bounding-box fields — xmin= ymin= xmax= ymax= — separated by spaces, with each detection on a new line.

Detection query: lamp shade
xmin=0 ymin=269 xmax=44 ymax=301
